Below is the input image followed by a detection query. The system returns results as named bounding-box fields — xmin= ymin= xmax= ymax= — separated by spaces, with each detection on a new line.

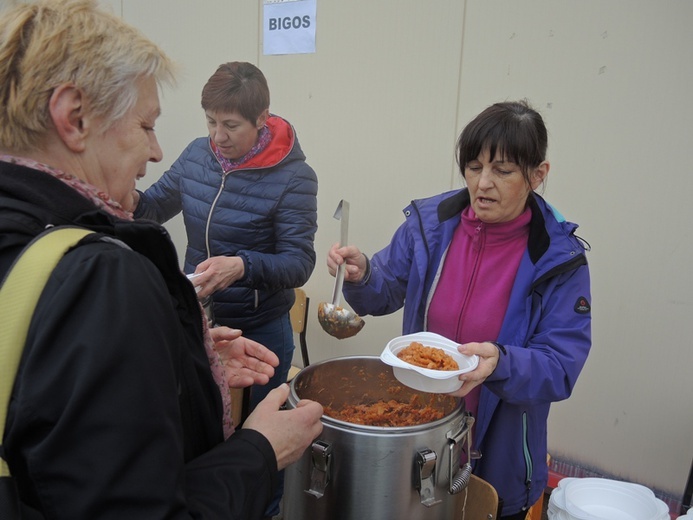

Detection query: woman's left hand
xmin=447 ymin=341 xmax=500 ymax=397
xmin=210 ymin=327 xmax=279 ymax=388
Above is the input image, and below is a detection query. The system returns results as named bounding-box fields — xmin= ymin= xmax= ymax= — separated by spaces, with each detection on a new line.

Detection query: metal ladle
xmin=317 ymin=200 xmax=365 ymax=339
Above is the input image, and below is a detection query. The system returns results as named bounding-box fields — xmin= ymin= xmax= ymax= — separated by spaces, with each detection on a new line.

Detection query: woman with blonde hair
xmin=0 ymin=1 xmax=323 ymax=518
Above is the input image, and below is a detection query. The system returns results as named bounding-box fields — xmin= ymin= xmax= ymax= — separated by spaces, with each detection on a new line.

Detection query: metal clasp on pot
xmin=416 ymin=449 xmax=442 ymax=507
xmin=304 ymin=440 xmax=333 ymax=499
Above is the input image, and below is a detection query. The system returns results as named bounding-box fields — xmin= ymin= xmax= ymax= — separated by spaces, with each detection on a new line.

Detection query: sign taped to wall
xmin=263 ymin=0 xmax=316 ymax=55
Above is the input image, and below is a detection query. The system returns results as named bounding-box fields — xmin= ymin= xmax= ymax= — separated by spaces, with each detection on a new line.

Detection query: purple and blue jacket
xmin=343 ymin=188 xmax=591 ymax=515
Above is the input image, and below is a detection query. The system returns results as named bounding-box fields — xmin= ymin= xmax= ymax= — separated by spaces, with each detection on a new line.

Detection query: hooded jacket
xmin=134 ymin=115 xmax=318 ymax=330
xmin=0 ymin=161 xmax=277 ymax=520
xmin=343 ymin=188 xmax=591 ymax=515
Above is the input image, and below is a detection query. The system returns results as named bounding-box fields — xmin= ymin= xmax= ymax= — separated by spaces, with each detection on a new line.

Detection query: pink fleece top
xmin=428 ymin=205 xmax=531 ymax=429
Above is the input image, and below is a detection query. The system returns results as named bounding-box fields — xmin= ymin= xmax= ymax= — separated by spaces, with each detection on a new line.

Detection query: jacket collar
xmin=435 ymin=188 xmax=550 ymax=264
xmin=0 ymin=160 xmax=177 ymax=262
xmin=209 ymin=114 xmax=299 ymax=173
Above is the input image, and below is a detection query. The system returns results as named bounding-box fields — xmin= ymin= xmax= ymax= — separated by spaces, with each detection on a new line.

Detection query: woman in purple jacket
xmin=327 ymin=100 xmax=591 ymax=519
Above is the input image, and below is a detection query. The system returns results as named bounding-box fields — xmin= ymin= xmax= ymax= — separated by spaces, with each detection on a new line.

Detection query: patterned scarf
xmin=212 ymin=125 xmax=272 ymax=172
xmin=1 ymin=155 xmax=235 ymax=438
xmin=0 ymin=154 xmax=134 ymax=220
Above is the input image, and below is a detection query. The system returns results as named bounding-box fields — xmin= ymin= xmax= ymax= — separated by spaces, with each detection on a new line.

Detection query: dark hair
xmin=200 ymin=62 xmax=270 ymax=123
xmin=456 ymin=100 xmax=547 ymax=183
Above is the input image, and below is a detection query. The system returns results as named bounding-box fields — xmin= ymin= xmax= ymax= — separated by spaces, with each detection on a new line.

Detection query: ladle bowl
xmin=317 ymin=199 xmax=365 ymax=339
xmin=317 ymin=301 xmax=365 ymax=339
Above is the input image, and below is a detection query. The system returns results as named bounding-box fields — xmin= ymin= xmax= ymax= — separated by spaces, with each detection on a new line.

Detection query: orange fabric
xmin=525 ymin=493 xmax=544 ymax=520
xmin=233 ymin=116 xmax=294 ymax=170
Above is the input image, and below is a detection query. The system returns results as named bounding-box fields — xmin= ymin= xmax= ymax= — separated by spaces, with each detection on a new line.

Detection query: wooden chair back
xmin=455 ymin=474 xmax=500 ymax=520
xmin=289 ymin=288 xmax=310 ymax=368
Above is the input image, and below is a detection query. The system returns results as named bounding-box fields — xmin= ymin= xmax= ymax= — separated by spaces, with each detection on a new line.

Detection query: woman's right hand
xmin=327 ymin=243 xmax=368 ymax=283
xmin=209 ymin=327 xmax=279 ymax=389
xmin=447 ymin=341 xmax=501 ymax=397
xmin=242 ymin=384 xmax=323 ymax=470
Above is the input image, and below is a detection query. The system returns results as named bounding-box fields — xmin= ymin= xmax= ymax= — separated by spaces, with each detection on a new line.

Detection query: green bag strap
xmin=0 ymin=227 xmax=94 ymax=478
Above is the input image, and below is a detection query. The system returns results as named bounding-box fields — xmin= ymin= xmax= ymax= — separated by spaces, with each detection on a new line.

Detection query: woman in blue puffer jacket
xmin=326 ymin=100 xmax=591 ymax=519
xmin=134 ymin=59 xmax=317 ymax=453
xmin=136 ymin=60 xmax=317 ymax=400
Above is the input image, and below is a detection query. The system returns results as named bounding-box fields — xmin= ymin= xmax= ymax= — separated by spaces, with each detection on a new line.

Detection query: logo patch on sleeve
xmin=574 ymin=296 xmax=591 ymax=314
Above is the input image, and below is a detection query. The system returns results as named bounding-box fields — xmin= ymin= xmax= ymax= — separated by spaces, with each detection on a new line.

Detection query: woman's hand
xmin=192 ymin=256 xmax=245 ymax=299
xmin=210 ymin=327 xmax=279 ymax=389
xmin=327 ymin=243 xmax=368 ymax=283
xmin=243 ymin=384 xmax=324 ymax=470
xmin=447 ymin=341 xmax=500 ymax=397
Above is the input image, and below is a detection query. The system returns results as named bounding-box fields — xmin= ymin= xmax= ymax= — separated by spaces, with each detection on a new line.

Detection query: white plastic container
xmin=549 ymin=477 xmax=670 ymax=520
xmin=676 ymin=507 xmax=693 ymax=519
xmin=186 ymin=272 xmax=203 ymax=293
xmin=380 ymin=332 xmax=478 ymax=393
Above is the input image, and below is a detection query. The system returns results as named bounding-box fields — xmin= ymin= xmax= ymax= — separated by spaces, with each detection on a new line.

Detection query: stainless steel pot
xmin=283 ymin=356 xmax=473 ymax=520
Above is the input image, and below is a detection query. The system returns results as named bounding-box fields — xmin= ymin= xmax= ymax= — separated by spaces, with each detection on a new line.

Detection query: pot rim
xmin=288 ymin=355 xmax=466 ymax=433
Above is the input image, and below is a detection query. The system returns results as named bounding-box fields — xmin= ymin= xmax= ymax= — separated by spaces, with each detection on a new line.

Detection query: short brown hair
xmin=201 ymin=62 xmax=270 ymax=123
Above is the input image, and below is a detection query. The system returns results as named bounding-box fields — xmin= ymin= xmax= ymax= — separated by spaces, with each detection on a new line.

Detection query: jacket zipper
xmin=410 ymin=202 xmax=436 ymax=326
xmin=204 ymin=172 xmax=259 ymax=309
xmin=205 ymin=174 xmax=227 ymax=259
xmin=454 ymin=222 xmax=484 ymax=338
xmin=522 ymin=412 xmax=533 ymax=510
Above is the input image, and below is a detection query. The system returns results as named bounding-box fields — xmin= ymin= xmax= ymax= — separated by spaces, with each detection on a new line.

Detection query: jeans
xmin=241 ymin=313 xmax=295 ymax=517
xmin=243 ymin=313 xmax=295 ymax=411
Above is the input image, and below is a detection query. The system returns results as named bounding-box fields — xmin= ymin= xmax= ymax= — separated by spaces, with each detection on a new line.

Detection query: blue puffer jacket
xmin=343 ymin=189 xmax=591 ymax=516
xmin=135 ymin=115 xmax=318 ymax=329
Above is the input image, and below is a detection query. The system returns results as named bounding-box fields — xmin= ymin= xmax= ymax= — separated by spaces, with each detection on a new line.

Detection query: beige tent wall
xmin=24 ymin=0 xmax=693 ymax=504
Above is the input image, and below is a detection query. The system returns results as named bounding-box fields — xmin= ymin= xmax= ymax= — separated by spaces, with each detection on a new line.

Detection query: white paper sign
xmin=263 ymin=0 xmax=316 ymax=56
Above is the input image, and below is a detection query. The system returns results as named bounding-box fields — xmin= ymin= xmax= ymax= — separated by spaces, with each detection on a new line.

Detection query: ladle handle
xmin=331 ymin=200 xmax=349 ymax=306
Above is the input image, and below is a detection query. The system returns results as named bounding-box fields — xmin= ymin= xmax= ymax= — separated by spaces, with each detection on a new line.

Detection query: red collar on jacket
xmin=210 ymin=115 xmax=295 ymax=172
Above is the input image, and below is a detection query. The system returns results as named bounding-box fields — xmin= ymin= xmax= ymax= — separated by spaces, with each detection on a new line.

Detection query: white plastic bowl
xmin=549 ymin=479 xmax=573 ymax=513
xmin=677 ymin=507 xmax=693 ymax=519
xmin=380 ymin=332 xmax=479 ymax=393
xmin=563 ymin=478 xmax=666 ymax=520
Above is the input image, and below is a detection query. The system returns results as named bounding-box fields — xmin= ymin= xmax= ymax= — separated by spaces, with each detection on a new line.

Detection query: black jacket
xmin=0 ymin=161 xmax=276 ymax=519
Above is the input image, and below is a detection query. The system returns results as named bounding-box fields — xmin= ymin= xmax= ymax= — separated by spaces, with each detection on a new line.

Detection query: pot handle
xmin=448 ymin=414 xmax=475 ymax=495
